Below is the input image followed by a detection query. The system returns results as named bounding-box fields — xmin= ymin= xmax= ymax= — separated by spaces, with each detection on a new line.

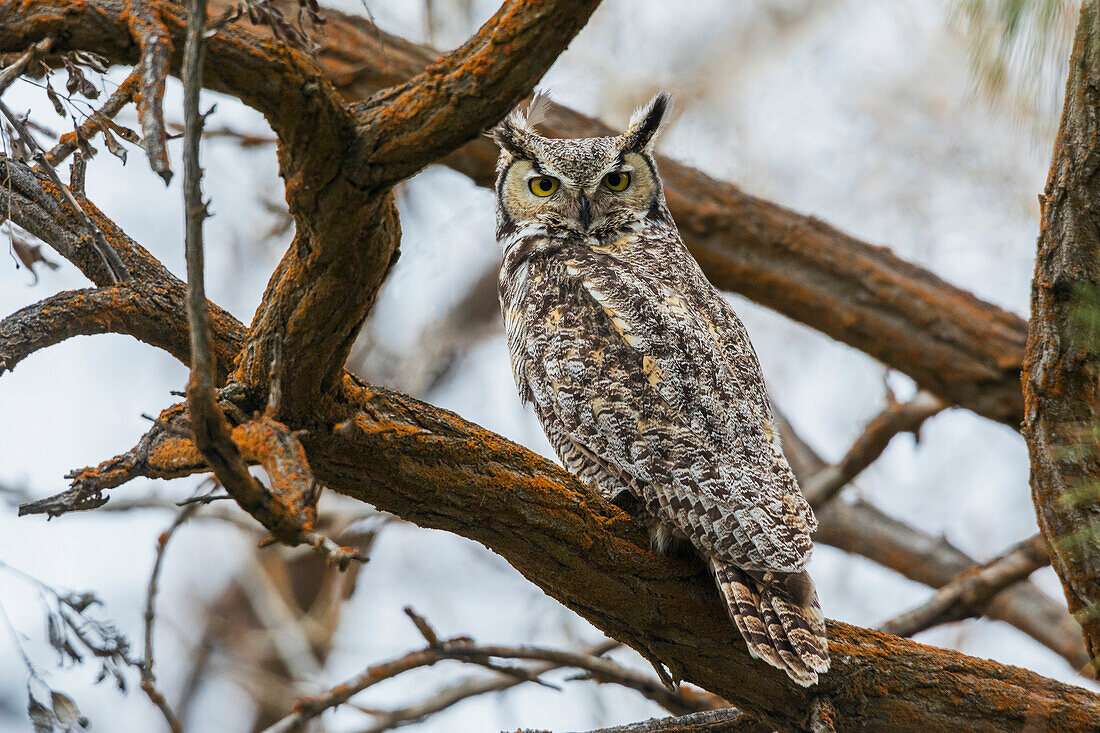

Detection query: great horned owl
xmin=492 ymin=93 xmax=829 ymax=686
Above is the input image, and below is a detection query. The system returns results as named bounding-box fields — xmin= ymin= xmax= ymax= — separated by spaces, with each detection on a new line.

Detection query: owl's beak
xmin=578 ymin=194 xmax=592 ymax=230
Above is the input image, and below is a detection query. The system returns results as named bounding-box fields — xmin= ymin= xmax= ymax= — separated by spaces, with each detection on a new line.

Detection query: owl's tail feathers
xmin=710 ymin=559 xmax=830 ymax=687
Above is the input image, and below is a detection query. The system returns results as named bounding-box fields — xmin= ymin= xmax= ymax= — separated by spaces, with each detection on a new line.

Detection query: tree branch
xmin=233 ymin=0 xmax=603 ymax=412
xmin=1023 ymin=0 xmax=1100 ymax=674
xmin=774 ymin=409 xmax=1089 ymax=671
xmin=0 ymin=100 xmax=130 ymax=283
xmin=538 ymin=709 xmax=770 ymax=733
xmin=263 ymin=631 xmax=726 ymax=733
xmin=126 ymin=0 xmax=174 ymax=181
xmin=139 ymin=503 xmax=195 ymax=733
xmin=0 ymin=284 xmax=243 ymax=382
xmin=804 ymin=390 xmax=945 ymax=508
xmin=287 ymin=381 xmax=1100 ymax=731
xmin=880 ymin=534 xmax=1050 ymax=639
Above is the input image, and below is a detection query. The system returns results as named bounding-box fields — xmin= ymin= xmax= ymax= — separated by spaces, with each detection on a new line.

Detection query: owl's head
xmin=491 ymin=92 xmax=672 ymax=239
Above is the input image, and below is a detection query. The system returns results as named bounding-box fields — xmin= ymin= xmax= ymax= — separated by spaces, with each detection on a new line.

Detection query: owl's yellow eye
xmin=602 ymin=171 xmax=631 ymax=191
xmin=529 ymin=176 xmax=560 ymax=197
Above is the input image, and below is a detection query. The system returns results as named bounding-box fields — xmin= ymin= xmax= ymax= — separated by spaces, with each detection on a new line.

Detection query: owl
xmin=491 ymin=92 xmax=829 ymax=686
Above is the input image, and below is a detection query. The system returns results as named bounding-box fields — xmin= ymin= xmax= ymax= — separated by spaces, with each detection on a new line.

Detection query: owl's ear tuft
xmin=489 ymin=91 xmax=551 ymax=158
xmin=489 ymin=120 xmax=529 ymax=158
xmin=622 ymin=92 xmax=672 ymax=152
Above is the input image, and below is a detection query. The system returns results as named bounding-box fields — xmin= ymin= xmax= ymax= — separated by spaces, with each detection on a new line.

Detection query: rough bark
xmin=1023 ymin=0 xmax=1100 ymax=675
xmin=302 ymin=382 xmax=1100 ymax=732
xmin=0 ymin=284 xmax=242 ymax=382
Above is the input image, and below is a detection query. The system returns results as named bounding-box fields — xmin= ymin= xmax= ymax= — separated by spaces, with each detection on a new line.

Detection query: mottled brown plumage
xmin=492 ymin=93 xmax=829 ymax=685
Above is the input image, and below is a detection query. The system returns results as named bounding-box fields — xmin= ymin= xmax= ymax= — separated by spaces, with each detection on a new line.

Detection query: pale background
xmin=0 ymin=1 xmax=1087 ymax=731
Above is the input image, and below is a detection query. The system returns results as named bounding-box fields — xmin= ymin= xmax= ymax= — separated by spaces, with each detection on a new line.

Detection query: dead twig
xmin=0 ymin=98 xmax=130 ymax=282
xmin=0 ymin=38 xmax=52 ymax=95
xmin=127 ymin=0 xmax=173 ymax=182
xmin=46 ymin=70 xmax=140 ymax=166
xmin=357 ymin=640 xmax=621 ymax=733
xmin=880 ymin=534 xmax=1051 ymax=638
xmin=263 ymin=609 xmax=726 ymax=733
xmin=139 ymin=504 xmax=196 ymax=733
xmin=804 ymin=389 xmax=945 ymax=507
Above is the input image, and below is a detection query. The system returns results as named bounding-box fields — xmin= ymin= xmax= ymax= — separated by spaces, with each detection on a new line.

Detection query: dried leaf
xmin=101 ymin=128 xmax=126 ymax=164
xmin=5 ymin=123 xmax=30 ymax=160
xmin=27 ymin=693 xmax=55 ymax=733
xmin=70 ymin=51 xmax=109 ymax=74
xmin=12 ymin=236 xmax=60 ymax=286
xmin=62 ymin=61 xmax=99 ymax=101
xmin=60 ymin=592 xmax=99 ymax=614
xmin=45 ymin=81 xmax=66 ymax=117
xmin=99 ymin=116 xmax=140 ymax=144
xmin=50 ymin=691 xmax=87 ymax=728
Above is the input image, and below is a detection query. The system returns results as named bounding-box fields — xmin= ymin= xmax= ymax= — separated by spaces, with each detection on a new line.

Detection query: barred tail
xmin=711 ymin=559 xmax=830 ymax=687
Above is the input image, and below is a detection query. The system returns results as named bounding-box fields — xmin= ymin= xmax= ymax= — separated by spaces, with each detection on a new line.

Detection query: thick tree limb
xmin=880 ymin=534 xmax=1050 ymax=639
xmin=0 ymin=284 xmax=242 ymax=381
xmin=1023 ymin=0 xmax=1100 ymax=673
xmin=241 ymin=1 xmax=1030 ymax=429
xmin=280 ymin=382 xmax=1098 ymax=732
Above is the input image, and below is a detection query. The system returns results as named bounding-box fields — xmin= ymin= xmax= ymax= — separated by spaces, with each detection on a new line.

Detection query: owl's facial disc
xmin=499 ymin=152 xmax=659 ymax=237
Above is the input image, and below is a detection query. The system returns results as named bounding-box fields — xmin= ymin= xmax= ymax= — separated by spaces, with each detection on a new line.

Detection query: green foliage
xmin=948 ymin=0 xmax=1076 ymax=136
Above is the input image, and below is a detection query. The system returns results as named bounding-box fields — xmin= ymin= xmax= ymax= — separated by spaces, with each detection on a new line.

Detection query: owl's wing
xmin=523 ymin=247 xmax=815 ymax=573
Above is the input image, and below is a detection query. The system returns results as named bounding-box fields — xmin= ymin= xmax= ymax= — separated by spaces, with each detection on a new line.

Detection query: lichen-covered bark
xmin=1024 ymin=0 xmax=1100 ymax=674
xmin=301 ymin=381 xmax=1100 ymax=732
xmin=256 ymin=1 xmax=1029 ymax=429
xmin=0 ymin=284 xmax=242 ymax=382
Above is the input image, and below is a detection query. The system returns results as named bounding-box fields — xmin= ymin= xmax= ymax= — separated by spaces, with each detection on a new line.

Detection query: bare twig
xmin=128 ymin=0 xmax=173 ymax=182
xmin=262 ymin=628 xmax=724 ymax=733
xmin=803 ymin=389 xmax=945 ymax=507
xmin=520 ymin=708 xmax=768 ymax=733
xmin=403 ymin=605 xmax=441 ymax=647
xmin=139 ymin=504 xmax=196 ymax=733
xmin=46 ymin=70 xmax=140 ymax=166
xmin=774 ymin=407 xmax=1089 ymax=670
xmin=0 ymin=99 xmax=130 ymax=282
xmin=880 ymin=534 xmax=1051 ymax=638
xmin=0 ymin=38 xmax=52 ymax=94
xmin=166 ymin=119 xmax=276 ymax=147
xmin=357 ymin=640 xmax=620 ymax=733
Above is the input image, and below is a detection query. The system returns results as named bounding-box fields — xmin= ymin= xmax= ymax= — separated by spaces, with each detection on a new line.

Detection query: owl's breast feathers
xmin=499 ymin=230 xmax=817 ymax=575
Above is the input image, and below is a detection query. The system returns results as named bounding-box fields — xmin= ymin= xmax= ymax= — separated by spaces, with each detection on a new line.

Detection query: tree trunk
xmin=1024 ymin=0 xmax=1100 ymax=676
